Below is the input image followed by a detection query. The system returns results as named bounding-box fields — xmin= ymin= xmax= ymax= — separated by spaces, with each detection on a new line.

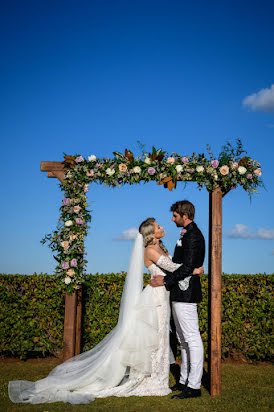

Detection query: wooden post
xmin=41 ymin=161 xmax=82 ymax=360
xmin=75 ymin=286 xmax=82 ymax=355
xmin=63 ymin=292 xmax=77 ymax=361
xmin=208 ymin=186 xmax=222 ymax=395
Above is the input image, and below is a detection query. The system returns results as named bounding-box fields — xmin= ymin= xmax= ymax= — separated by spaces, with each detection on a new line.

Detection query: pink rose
xmin=84 ymin=185 xmax=89 ymax=193
xmin=219 ymin=165 xmax=229 ymax=176
xmin=188 ymin=168 xmax=195 ymax=174
xmin=247 ymin=174 xmax=253 ymax=180
xmin=61 ymin=241 xmax=69 ymax=250
xmin=63 ymin=198 xmax=71 ymax=206
xmin=119 ymin=164 xmax=127 ymax=172
xmin=62 ymin=262 xmax=69 ymax=269
xmin=254 ymin=168 xmax=262 ymax=177
xmin=86 ymin=170 xmax=94 ymax=177
xmin=211 ymin=160 xmax=219 ymax=168
xmin=180 ymin=228 xmax=187 ymax=237
xmin=67 ymin=269 xmax=75 ymax=277
xmin=181 ymin=157 xmax=189 ymax=164
xmin=148 ymin=167 xmax=156 ymax=175
xmin=167 ymin=157 xmax=175 ymax=164
xmin=70 ymin=259 xmax=77 ymax=267
xmin=76 ymin=218 xmax=83 ymax=225
xmin=75 ymin=156 xmax=84 ymax=163
xmin=69 ymin=233 xmax=78 ymax=241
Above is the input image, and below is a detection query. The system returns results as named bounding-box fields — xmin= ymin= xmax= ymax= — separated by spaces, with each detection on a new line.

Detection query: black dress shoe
xmin=171 ymin=387 xmax=201 ymax=399
xmin=171 ymin=382 xmax=187 ymax=392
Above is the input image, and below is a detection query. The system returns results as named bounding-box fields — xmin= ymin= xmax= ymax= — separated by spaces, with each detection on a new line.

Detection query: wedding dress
xmin=8 ymin=234 xmax=181 ymax=404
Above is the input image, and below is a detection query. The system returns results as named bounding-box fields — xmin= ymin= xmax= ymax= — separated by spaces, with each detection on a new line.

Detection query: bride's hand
xmin=193 ymin=266 xmax=204 ymax=276
xmin=150 ymin=275 xmax=164 ymax=287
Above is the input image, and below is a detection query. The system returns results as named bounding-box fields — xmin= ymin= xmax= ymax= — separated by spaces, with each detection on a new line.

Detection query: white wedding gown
xmin=8 ymin=235 xmax=181 ymax=404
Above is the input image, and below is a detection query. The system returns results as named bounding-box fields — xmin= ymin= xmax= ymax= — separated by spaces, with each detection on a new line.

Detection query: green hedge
xmin=0 ymin=273 xmax=65 ymax=358
xmin=0 ymin=273 xmax=273 ymax=361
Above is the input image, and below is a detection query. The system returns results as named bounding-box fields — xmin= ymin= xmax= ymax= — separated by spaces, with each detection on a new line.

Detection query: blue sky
xmin=1 ymin=0 xmax=273 ymax=275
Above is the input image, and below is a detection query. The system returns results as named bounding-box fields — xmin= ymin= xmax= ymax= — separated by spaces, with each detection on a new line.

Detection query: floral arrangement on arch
xmin=42 ymin=140 xmax=263 ymax=292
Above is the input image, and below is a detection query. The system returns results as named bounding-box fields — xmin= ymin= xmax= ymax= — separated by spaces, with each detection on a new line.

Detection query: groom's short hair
xmin=170 ymin=200 xmax=195 ymax=220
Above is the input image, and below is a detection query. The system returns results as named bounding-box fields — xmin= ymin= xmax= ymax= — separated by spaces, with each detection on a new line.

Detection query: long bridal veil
xmin=9 ymin=233 xmax=159 ymax=404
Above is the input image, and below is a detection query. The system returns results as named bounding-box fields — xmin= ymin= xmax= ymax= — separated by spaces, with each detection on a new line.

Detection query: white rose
xmin=159 ymin=172 xmax=167 ymax=179
xmin=231 ymin=162 xmax=238 ymax=169
xmin=88 ymin=155 xmax=97 ymax=162
xmin=106 ymin=168 xmax=115 ymax=176
xmin=64 ymin=276 xmax=71 ymax=285
xmin=65 ymin=220 xmax=73 ymax=227
xmin=196 ymin=166 xmax=204 ymax=173
xmin=238 ymin=166 xmax=247 ymax=175
xmin=133 ymin=166 xmax=141 ymax=173
xmin=176 ymin=165 xmax=183 ymax=173
xmin=144 ymin=157 xmax=151 ymax=164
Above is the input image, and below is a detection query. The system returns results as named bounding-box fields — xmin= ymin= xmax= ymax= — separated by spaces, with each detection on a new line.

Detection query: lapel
xmin=173 ymin=222 xmax=196 ymax=262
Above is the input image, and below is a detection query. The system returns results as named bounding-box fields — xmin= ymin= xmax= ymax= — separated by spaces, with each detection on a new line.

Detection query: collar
xmin=183 ymin=221 xmax=196 ymax=232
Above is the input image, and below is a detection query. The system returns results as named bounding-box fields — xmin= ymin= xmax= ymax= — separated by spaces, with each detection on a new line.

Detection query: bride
xmin=8 ymin=217 xmax=203 ymax=404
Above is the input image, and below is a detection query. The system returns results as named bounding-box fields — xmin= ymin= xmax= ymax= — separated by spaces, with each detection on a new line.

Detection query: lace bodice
xmin=147 ymin=255 xmax=181 ymax=278
xmin=148 ymin=254 xmax=192 ymax=292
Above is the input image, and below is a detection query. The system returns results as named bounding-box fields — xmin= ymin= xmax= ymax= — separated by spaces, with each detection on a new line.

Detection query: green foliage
xmin=1 ymin=273 xmax=273 ymax=361
xmin=0 ymin=274 xmax=65 ymax=359
xmin=218 ymin=139 xmax=247 ymax=164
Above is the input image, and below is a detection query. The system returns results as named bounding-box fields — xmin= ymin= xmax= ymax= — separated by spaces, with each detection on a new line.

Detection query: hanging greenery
xmin=42 ymin=140 xmax=263 ymax=292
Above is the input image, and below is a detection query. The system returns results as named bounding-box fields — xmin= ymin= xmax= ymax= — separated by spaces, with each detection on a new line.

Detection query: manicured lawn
xmin=0 ymin=359 xmax=273 ymax=412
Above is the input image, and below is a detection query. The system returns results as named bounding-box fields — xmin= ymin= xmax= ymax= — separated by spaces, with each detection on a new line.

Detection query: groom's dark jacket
xmin=164 ymin=221 xmax=205 ymax=303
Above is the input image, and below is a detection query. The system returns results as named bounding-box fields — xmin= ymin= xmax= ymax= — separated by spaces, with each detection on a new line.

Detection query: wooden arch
xmin=41 ymin=160 xmax=222 ymax=396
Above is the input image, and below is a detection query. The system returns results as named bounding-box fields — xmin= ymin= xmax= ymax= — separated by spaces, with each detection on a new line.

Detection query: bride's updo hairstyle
xmin=139 ymin=217 xmax=168 ymax=254
xmin=139 ymin=217 xmax=156 ymax=247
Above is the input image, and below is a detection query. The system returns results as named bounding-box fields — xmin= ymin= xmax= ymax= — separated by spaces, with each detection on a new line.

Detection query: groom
xmin=150 ymin=200 xmax=205 ymax=399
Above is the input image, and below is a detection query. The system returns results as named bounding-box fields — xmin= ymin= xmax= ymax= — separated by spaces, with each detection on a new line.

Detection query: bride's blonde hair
xmin=139 ymin=217 xmax=168 ymax=254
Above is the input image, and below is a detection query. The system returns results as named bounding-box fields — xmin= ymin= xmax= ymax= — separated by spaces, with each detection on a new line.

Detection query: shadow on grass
xmin=201 ymin=367 xmax=210 ymax=392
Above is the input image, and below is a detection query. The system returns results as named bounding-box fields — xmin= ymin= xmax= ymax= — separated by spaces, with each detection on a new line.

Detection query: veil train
xmin=8 ymin=233 xmax=159 ymax=404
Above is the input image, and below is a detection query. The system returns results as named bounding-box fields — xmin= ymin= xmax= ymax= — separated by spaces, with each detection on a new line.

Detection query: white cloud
xmin=226 ymin=224 xmax=274 ymax=239
xmin=113 ymin=227 xmax=139 ymax=241
xmin=243 ymin=84 xmax=274 ymax=113
xmin=257 ymin=228 xmax=274 ymax=239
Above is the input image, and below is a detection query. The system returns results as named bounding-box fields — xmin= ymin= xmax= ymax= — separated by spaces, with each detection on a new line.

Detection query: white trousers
xmin=172 ymin=302 xmax=204 ymax=390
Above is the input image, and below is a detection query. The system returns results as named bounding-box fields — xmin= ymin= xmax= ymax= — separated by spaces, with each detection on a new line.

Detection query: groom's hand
xmin=150 ymin=275 xmax=164 ymax=287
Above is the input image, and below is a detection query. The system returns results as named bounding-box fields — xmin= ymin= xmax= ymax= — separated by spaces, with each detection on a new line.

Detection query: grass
xmin=0 ymin=359 xmax=273 ymax=412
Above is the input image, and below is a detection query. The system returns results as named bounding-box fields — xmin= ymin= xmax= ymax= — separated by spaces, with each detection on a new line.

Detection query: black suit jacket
xmin=164 ymin=221 xmax=205 ymax=303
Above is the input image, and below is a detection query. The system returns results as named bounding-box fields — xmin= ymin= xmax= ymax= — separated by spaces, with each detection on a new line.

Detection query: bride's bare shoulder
xmin=144 ymin=245 xmax=161 ymax=261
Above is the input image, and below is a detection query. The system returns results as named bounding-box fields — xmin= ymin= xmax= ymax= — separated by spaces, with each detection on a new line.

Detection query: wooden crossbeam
xmin=41 ymin=161 xmax=65 ymax=172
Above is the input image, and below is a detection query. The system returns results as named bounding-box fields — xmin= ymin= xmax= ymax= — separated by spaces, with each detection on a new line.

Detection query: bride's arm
xmin=145 ymin=248 xmax=180 ymax=272
xmin=155 ymin=255 xmax=182 ymax=272
xmin=146 ymin=250 xmax=203 ymax=274
xmin=148 ymin=248 xmax=203 ymax=288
